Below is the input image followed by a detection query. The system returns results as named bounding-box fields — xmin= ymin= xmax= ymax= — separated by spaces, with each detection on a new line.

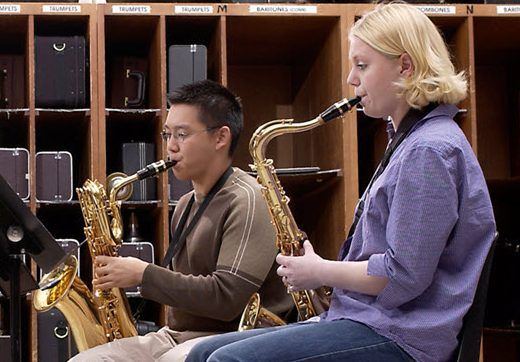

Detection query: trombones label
xmin=415 ymin=6 xmax=456 ymax=15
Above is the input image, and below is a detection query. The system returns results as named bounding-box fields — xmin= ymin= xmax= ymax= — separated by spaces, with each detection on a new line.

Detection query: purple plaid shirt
xmin=323 ymin=104 xmax=496 ymax=362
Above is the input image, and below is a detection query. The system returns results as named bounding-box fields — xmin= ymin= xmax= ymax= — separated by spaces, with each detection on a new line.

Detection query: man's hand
xmin=93 ymin=255 xmax=149 ymax=290
xmin=276 ymin=240 xmax=324 ymax=292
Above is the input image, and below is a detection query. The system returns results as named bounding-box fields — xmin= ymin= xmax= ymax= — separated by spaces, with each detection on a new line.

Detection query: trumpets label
xmin=0 ymin=4 xmax=20 ymax=13
xmin=174 ymin=6 xmax=213 ymax=14
xmin=112 ymin=5 xmax=151 ymax=14
xmin=42 ymin=5 xmax=81 ymax=13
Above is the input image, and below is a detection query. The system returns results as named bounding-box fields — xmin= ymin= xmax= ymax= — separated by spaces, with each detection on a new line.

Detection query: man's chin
xmin=172 ymin=169 xmax=190 ymax=181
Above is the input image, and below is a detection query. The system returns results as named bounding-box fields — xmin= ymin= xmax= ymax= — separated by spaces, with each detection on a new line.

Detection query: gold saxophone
xmin=33 ymin=159 xmax=175 ymax=351
xmin=239 ymin=97 xmax=361 ymax=330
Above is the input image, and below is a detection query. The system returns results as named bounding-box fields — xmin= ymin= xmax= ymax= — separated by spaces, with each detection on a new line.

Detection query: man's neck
xmin=192 ymin=159 xmax=232 ymax=201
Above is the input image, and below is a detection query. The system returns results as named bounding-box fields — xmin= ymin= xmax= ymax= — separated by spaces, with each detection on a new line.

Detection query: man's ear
xmin=399 ymin=53 xmax=414 ymax=77
xmin=215 ymin=126 xmax=232 ymax=152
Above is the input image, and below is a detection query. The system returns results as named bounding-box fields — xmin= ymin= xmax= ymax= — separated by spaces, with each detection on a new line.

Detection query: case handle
xmin=124 ymin=69 xmax=146 ymax=108
xmin=53 ymin=43 xmax=66 ymax=52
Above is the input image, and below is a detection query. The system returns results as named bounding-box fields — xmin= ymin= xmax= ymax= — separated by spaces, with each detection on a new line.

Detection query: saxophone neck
xmin=249 ymin=117 xmax=323 ymax=162
xmin=249 ymin=97 xmax=361 ymax=161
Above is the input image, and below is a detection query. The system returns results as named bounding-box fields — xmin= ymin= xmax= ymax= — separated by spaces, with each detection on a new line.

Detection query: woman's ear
xmin=399 ymin=53 xmax=414 ymax=77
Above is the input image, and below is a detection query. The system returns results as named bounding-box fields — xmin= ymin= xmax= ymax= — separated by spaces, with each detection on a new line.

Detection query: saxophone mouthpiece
xmin=319 ymin=96 xmax=362 ymax=123
xmin=136 ymin=159 xmax=176 ymax=180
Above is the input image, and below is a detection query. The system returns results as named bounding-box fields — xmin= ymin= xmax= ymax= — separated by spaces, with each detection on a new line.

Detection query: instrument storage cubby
xmin=165 ymin=15 xmax=222 ymax=87
xmin=473 ymin=16 xmax=520 ymax=181
xmin=104 ymin=16 xmax=162 ymax=110
xmin=35 ymin=112 xmax=92 ymax=203
xmin=472 ymin=8 xmax=520 ymax=361
xmin=0 ymin=112 xmax=30 ymax=149
xmin=0 ymin=4 xmax=98 ymax=361
xmin=105 ymin=110 xmax=162 ymax=175
xmin=0 ymin=15 xmax=28 ymax=110
xmin=34 ymin=16 xmax=91 ymax=109
xmin=226 ymin=13 xmax=352 ymax=259
xmin=0 ymin=3 xmax=518 ymax=361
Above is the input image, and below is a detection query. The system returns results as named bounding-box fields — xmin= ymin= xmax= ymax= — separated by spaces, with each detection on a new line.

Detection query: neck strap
xmin=341 ymin=104 xmax=436 ymax=259
xmin=161 ymin=166 xmax=234 ymax=267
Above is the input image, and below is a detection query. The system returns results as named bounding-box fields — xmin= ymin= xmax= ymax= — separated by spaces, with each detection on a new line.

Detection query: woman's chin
xmin=361 ymin=107 xmax=386 ymax=120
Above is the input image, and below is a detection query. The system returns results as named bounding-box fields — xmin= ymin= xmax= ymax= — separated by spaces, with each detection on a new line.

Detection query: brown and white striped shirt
xmin=142 ymin=168 xmax=292 ymax=342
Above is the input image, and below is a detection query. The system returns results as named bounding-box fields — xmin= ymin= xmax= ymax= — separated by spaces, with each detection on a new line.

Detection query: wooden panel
xmin=474 ymin=16 xmax=520 ymax=179
xmin=291 ymin=17 xmax=344 ymax=259
xmin=97 ymin=5 xmax=107 ymax=182
xmin=7 ymin=4 xmax=516 ymax=359
xmin=228 ymin=64 xmax=293 ymax=169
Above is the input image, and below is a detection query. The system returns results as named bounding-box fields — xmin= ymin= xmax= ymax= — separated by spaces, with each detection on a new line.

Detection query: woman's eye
xmin=357 ymin=63 xmax=367 ymax=70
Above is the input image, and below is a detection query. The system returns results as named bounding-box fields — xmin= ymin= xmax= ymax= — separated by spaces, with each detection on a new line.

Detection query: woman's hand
xmin=276 ymin=240 xmax=324 ymax=292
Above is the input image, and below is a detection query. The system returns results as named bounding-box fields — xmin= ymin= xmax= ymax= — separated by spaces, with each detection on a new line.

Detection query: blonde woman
xmin=186 ymin=3 xmax=496 ymax=362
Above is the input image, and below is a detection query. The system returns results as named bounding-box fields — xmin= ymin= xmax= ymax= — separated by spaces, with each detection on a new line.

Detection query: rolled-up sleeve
xmin=367 ymin=145 xmax=459 ymax=309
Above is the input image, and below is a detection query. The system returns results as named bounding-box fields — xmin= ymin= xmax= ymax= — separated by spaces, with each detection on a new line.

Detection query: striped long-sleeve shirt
xmin=142 ymin=168 xmax=293 ymax=342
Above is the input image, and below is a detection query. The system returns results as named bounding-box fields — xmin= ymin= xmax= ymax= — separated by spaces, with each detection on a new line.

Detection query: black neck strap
xmin=341 ymin=104 xmax=436 ymax=259
xmin=161 ymin=166 xmax=233 ymax=267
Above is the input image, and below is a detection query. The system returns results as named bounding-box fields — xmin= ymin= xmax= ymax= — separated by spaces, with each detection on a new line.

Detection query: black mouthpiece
xmin=136 ymin=159 xmax=176 ymax=180
xmin=319 ymin=96 xmax=361 ymax=123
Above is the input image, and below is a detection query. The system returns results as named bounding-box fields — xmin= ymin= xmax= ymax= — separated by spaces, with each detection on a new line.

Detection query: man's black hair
xmin=167 ymin=80 xmax=243 ymax=156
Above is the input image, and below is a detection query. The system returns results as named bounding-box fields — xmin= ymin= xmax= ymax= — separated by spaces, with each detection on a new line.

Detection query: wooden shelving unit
xmin=0 ymin=3 xmax=518 ymax=361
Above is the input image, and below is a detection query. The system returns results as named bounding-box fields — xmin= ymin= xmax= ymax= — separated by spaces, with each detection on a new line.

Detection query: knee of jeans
xmin=205 ymin=347 xmax=244 ymax=362
xmin=184 ymin=342 xmax=211 ymax=362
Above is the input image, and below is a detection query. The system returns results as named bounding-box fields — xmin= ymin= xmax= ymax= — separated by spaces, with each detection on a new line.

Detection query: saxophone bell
xmin=33 ymin=158 xmax=175 ymax=351
xmin=238 ymin=292 xmax=286 ymax=331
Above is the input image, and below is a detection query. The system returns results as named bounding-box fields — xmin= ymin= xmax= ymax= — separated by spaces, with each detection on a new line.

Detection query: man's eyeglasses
xmin=160 ymin=126 xmax=220 ymax=143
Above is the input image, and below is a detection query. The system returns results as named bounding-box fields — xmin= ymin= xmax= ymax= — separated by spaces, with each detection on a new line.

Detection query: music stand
xmin=0 ymin=174 xmax=65 ymax=362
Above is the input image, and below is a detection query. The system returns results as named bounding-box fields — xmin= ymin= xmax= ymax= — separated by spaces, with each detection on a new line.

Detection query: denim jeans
xmin=185 ymin=319 xmax=415 ymax=362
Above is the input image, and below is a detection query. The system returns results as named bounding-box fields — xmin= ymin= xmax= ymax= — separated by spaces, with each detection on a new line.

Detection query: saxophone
xmin=33 ymin=159 xmax=175 ymax=351
xmin=239 ymin=97 xmax=361 ymax=330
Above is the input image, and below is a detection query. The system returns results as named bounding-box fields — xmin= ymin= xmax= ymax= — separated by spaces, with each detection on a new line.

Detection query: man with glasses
xmin=71 ymin=80 xmax=292 ymax=361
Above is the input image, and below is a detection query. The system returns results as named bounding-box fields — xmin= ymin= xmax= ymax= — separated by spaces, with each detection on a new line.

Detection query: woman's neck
xmin=390 ymin=102 xmax=411 ymax=131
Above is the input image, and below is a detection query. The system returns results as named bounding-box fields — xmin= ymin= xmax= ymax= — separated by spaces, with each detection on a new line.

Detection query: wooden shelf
xmin=0 ymin=3 xmax=518 ymax=361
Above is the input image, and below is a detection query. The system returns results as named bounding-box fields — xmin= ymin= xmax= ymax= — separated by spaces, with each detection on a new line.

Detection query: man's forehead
xmin=164 ymin=105 xmax=202 ymax=128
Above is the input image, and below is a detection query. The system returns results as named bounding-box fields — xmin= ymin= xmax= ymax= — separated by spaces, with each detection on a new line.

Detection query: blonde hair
xmin=350 ymin=2 xmax=467 ymax=108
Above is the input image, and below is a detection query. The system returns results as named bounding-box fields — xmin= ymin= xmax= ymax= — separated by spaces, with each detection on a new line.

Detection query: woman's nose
xmin=347 ymin=68 xmax=359 ymax=87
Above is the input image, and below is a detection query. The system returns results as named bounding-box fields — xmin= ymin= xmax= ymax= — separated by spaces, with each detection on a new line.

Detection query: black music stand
xmin=0 ymin=174 xmax=65 ymax=362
